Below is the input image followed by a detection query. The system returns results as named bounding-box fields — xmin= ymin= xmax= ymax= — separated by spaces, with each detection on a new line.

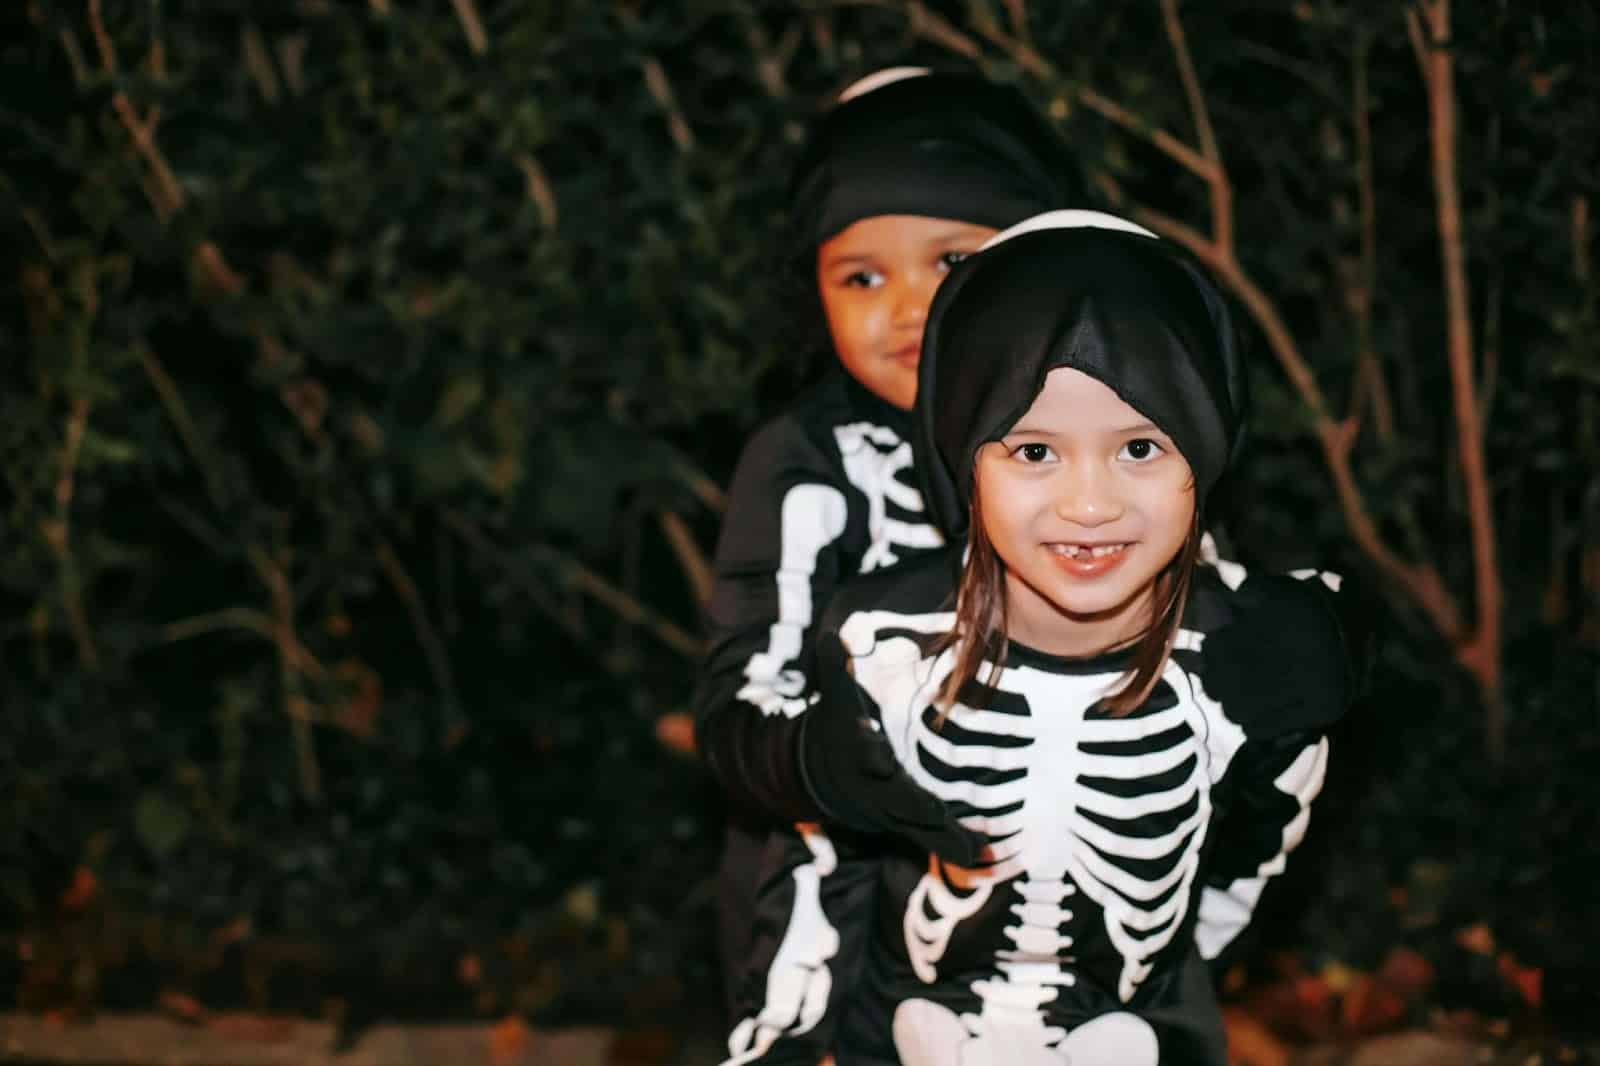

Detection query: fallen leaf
xmin=1497 ymin=952 xmax=1543 ymax=1008
xmin=1222 ymin=1006 xmax=1290 ymax=1066
xmin=488 ymin=1015 xmax=531 ymax=1066
xmin=159 ymin=989 xmax=209 ymax=1024
xmin=459 ymin=952 xmax=483 ymax=985
xmin=1455 ymin=922 xmax=1496 ymax=956
xmin=208 ymin=1012 xmax=296 ymax=1042
xmin=1377 ymin=946 xmax=1434 ymax=994
xmin=1340 ymin=973 xmax=1408 ymax=1036
xmin=654 ymin=712 xmax=696 ymax=756
xmin=60 ymin=867 xmax=97 ymax=911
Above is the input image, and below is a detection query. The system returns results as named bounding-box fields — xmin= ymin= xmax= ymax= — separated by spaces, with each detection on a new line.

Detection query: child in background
xmin=692 ymin=68 xmax=1084 ymax=1023
xmin=724 ymin=213 xmax=1354 ymax=1064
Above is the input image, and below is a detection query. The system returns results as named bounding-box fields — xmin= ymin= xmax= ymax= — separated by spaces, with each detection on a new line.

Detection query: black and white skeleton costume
xmin=721 ymin=218 xmax=1353 ymax=1065
xmin=693 ymin=69 xmax=1083 ymax=1013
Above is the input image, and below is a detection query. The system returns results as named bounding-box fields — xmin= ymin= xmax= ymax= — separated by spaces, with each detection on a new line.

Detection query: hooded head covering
xmin=788 ymin=67 xmax=1082 ymax=251
xmin=914 ymin=210 xmax=1246 ymax=540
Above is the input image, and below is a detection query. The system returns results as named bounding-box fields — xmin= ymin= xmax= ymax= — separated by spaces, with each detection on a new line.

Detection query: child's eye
xmin=842 ymin=269 xmax=885 ymax=289
xmin=1013 ymin=442 xmax=1056 ymax=463
xmin=938 ymin=250 xmax=972 ymax=271
xmin=1118 ymin=438 xmax=1165 ymax=462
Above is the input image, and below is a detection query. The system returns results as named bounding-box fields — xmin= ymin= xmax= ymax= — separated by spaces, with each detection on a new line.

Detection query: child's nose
xmin=891 ymin=276 xmax=934 ymax=327
xmin=1053 ymin=468 xmax=1124 ymax=526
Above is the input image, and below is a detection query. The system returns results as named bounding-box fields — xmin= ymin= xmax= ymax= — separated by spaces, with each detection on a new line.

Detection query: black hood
xmin=789 ymin=68 xmax=1082 ymax=251
xmin=914 ymin=216 xmax=1246 ymax=540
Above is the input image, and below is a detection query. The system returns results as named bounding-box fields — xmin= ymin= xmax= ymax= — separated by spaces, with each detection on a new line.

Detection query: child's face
xmin=975 ymin=367 xmax=1196 ymax=655
xmin=816 ymin=214 xmax=998 ymax=411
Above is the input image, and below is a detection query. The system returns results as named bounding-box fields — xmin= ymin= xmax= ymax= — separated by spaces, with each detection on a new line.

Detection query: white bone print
xmin=833 ymin=422 xmax=943 ymax=573
xmin=892 ymin=998 xmax=1158 ymax=1066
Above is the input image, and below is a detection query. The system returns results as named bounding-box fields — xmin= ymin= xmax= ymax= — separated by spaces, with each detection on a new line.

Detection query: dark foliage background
xmin=3 ymin=0 xmax=1598 ymax=1047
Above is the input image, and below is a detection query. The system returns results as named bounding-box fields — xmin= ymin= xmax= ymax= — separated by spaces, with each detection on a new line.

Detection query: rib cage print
xmin=838 ymin=609 xmax=1251 ymax=1062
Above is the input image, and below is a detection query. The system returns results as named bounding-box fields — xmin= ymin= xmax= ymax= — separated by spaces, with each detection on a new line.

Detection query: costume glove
xmin=796 ymin=685 xmax=986 ymax=868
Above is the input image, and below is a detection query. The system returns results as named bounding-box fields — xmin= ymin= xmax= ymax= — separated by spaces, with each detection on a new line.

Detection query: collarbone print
xmin=832 ymin=421 xmax=942 ymax=573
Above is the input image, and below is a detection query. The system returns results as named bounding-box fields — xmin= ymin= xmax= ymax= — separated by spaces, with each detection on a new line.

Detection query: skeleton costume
xmin=693 ymin=69 xmax=1083 ymax=1017
xmin=722 ymin=217 xmax=1353 ymax=1065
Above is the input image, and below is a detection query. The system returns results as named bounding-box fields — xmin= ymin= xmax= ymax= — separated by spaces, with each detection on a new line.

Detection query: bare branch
xmin=1160 ymin=0 xmax=1230 ymax=256
xmin=673 ymin=457 xmax=727 ymax=513
xmin=1413 ymin=0 xmax=1502 ymax=750
xmin=111 ymin=94 xmax=184 ymax=221
xmin=249 ymin=546 xmax=321 ymax=801
xmin=1001 ymin=0 xmax=1031 ymax=43
xmin=58 ymin=29 xmax=91 ymax=87
xmin=1098 ymin=176 xmax=1467 ymax=645
xmin=443 ymin=513 xmax=595 ymax=646
xmin=745 ymin=16 xmax=794 ymax=99
xmin=193 ymin=241 xmax=245 ymax=294
xmin=1075 ymin=88 xmax=1215 ymax=182
xmin=158 ymin=607 xmax=328 ymax=682
xmin=1350 ymin=34 xmax=1395 ymax=441
xmin=376 ymin=539 xmax=463 ymax=732
xmin=277 ymin=34 xmax=308 ymax=96
xmin=540 ymin=545 xmax=704 ymax=658
xmin=141 ymin=347 xmax=227 ymax=508
xmin=87 ymin=0 xmax=116 ymax=72
xmin=657 ymin=511 xmax=714 ymax=606
xmin=450 ymin=0 xmax=489 ymax=55
xmin=1574 ymin=194 xmax=1591 ymax=283
xmin=43 ymin=398 xmax=99 ymax=670
xmin=242 ymin=24 xmax=281 ymax=104
xmin=641 ymin=57 xmax=695 ymax=153
xmin=514 ymin=152 xmax=559 ymax=228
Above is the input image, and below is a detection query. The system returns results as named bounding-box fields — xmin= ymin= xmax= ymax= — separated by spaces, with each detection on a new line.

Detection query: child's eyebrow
xmin=1004 ymin=421 xmax=1164 ymax=437
xmin=819 ymin=252 xmax=877 ymax=270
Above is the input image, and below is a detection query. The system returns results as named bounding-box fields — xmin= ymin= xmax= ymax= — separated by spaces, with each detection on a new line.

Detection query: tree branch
xmin=535 ymin=544 xmax=704 ymax=658
xmin=1099 ymin=178 xmax=1467 ymax=645
xmin=449 ymin=0 xmax=489 ymax=55
xmin=141 ymin=347 xmax=227 ymax=508
xmin=376 ymin=539 xmax=464 ymax=740
xmin=1160 ymin=0 xmax=1231 ymax=257
xmin=241 ymin=24 xmax=281 ymax=104
xmin=1349 ymin=35 xmax=1395 ymax=442
xmin=657 ymin=511 xmax=714 ymax=606
xmin=249 ymin=546 xmax=321 ymax=801
xmin=1412 ymin=0 xmax=1502 ymax=753
xmin=43 ymin=398 xmax=99 ymax=670
xmin=514 ymin=152 xmax=558 ymax=229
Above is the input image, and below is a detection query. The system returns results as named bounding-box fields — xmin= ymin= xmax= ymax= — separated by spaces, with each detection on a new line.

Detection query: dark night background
xmin=2 ymin=1 xmax=1597 ymax=1063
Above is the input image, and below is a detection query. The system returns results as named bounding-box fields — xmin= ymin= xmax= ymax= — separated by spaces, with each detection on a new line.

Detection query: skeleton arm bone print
xmin=695 ymin=416 xmax=854 ymax=823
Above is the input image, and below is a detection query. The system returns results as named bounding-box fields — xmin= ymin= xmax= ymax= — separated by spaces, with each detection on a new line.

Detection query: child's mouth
xmin=889 ymin=344 xmax=921 ymax=367
xmin=1046 ymin=541 xmax=1131 ymax=577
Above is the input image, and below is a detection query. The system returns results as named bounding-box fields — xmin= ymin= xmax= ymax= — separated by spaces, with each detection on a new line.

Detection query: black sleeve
xmin=1192 ymin=730 xmax=1330 ymax=961
xmin=694 ymin=417 xmax=852 ymax=823
xmin=722 ymin=823 xmax=879 ymax=1065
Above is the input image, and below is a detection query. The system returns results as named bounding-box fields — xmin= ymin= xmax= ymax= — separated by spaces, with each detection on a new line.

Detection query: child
xmin=693 ymin=69 xmax=1084 ymax=1021
xmin=724 ymin=213 xmax=1353 ymax=1064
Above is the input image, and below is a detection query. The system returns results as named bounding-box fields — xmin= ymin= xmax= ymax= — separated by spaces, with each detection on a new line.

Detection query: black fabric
xmin=1198 ymin=573 xmax=1352 ymax=733
xmin=726 ymin=557 xmax=1348 ymax=1065
xmin=788 ymin=71 xmax=1082 ymax=251
xmin=797 ymin=558 xmax=986 ymax=868
xmin=694 ymin=372 xmax=943 ymax=824
xmin=915 ymin=227 xmax=1246 ymax=540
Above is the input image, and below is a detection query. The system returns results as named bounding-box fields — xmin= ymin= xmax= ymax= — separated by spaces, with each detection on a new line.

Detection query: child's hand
xmin=797 ymin=694 xmax=986 ymax=867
